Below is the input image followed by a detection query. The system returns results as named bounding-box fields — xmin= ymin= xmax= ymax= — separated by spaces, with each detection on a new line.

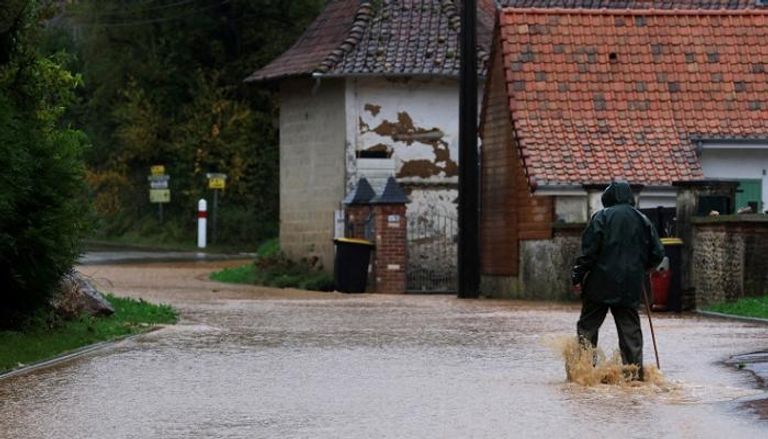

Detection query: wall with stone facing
xmin=691 ymin=216 xmax=768 ymax=308
xmin=481 ymin=225 xmax=583 ymax=299
xmin=519 ymin=226 xmax=583 ymax=301
xmin=279 ymin=78 xmax=346 ymax=271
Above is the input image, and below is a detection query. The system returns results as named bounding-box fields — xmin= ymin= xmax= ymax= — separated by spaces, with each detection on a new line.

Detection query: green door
xmin=736 ymin=179 xmax=762 ymax=212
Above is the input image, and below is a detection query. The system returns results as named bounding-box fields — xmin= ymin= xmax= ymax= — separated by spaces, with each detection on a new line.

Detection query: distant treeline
xmin=45 ymin=0 xmax=325 ymax=246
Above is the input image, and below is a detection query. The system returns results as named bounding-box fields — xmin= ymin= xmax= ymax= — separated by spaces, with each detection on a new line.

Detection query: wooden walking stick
xmin=642 ymin=276 xmax=661 ymax=370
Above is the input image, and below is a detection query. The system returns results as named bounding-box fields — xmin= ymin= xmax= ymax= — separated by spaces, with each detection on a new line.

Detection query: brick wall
xmin=279 ymin=78 xmax=347 ymax=271
xmin=480 ymin=41 xmax=554 ymax=277
xmin=692 ymin=216 xmax=768 ymax=307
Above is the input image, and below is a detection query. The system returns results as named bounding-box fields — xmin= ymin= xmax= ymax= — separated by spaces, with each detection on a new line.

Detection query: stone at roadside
xmin=51 ymin=271 xmax=115 ymax=319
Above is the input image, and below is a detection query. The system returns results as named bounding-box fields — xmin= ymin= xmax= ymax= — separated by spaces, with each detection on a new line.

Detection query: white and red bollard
xmin=197 ymin=199 xmax=207 ymax=249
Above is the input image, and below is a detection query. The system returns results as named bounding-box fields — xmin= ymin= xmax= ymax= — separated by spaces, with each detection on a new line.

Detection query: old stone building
xmin=247 ymin=0 xmax=495 ymax=292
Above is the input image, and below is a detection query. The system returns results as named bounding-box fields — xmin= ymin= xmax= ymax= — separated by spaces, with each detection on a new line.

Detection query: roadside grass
xmin=210 ymin=238 xmax=334 ymax=292
xmin=210 ymin=264 xmax=258 ymax=284
xmin=0 ymin=295 xmax=177 ymax=374
xmin=705 ymin=294 xmax=768 ymax=320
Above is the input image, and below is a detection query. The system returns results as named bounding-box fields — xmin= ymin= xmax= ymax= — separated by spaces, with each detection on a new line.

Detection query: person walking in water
xmin=571 ymin=181 xmax=664 ymax=381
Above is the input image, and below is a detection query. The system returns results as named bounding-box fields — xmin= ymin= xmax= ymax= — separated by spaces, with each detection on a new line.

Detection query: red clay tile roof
xmin=496 ymin=8 xmax=768 ymax=188
xmin=247 ymin=0 xmax=496 ymax=82
xmin=499 ymin=0 xmax=765 ymax=8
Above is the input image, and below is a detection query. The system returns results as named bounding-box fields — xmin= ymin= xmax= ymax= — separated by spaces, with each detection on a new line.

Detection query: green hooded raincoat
xmin=572 ymin=182 xmax=665 ymax=308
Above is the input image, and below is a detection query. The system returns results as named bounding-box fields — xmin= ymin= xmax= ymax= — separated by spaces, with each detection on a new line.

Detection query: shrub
xmin=0 ymin=6 xmax=89 ymax=329
xmin=210 ymin=240 xmax=335 ymax=292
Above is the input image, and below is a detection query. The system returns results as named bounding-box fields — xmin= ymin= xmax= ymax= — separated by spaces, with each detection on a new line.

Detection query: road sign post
xmin=206 ymin=173 xmax=227 ymax=245
xmin=148 ymin=166 xmax=171 ymax=223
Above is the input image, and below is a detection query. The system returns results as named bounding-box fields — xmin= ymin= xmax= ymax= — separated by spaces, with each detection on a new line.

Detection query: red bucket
xmin=650 ymin=270 xmax=671 ymax=311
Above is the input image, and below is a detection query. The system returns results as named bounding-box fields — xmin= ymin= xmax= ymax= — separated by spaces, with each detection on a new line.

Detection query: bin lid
xmin=661 ymin=237 xmax=683 ymax=245
xmin=333 ymin=237 xmax=374 ymax=246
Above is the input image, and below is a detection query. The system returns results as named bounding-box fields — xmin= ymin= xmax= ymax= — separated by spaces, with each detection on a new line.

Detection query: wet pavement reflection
xmin=0 ymin=261 xmax=767 ymax=438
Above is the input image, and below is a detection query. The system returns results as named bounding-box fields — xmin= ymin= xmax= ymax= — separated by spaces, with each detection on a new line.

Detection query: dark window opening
xmin=357 ymin=150 xmax=391 ymax=159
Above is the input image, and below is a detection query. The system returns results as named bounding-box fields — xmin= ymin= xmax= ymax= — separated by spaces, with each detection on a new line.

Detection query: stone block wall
xmin=691 ymin=216 xmax=768 ymax=307
xmin=279 ymin=78 xmax=346 ymax=271
xmin=481 ymin=224 xmax=583 ymax=299
xmin=519 ymin=225 xmax=583 ymax=301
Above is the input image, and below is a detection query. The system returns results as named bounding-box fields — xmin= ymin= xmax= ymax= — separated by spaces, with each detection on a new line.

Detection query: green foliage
xmin=0 ymin=294 xmax=177 ymax=373
xmin=256 ymin=237 xmax=279 ymax=258
xmin=705 ymin=295 xmax=768 ymax=319
xmin=211 ymin=239 xmax=334 ymax=292
xmin=0 ymin=1 xmax=90 ymax=329
xmin=210 ymin=263 xmax=258 ymax=284
xmin=46 ymin=0 xmax=326 ymax=246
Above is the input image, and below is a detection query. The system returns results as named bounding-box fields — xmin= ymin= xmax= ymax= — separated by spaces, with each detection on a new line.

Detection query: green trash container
xmin=333 ymin=238 xmax=374 ymax=293
xmin=661 ymin=237 xmax=683 ymax=312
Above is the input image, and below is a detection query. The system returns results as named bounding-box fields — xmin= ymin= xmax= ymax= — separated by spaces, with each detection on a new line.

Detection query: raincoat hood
xmin=601 ymin=181 xmax=634 ymax=208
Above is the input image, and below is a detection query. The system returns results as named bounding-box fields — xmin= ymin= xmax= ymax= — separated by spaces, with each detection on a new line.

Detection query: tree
xmin=0 ymin=1 xmax=89 ymax=328
xmin=50 ymin=0 xmax=325 ymax=245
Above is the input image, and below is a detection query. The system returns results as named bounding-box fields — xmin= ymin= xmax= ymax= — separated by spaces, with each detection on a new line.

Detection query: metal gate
xmin=406 ymin=212 xmax=458 ymax=293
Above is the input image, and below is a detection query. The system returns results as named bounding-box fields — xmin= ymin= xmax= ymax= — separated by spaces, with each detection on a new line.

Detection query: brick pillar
xmin=372 ymin=203 xmax=407 ymax=294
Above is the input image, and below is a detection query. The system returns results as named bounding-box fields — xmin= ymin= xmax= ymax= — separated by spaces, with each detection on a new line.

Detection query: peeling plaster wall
xmin=344 ymin=77 xmax=477 ymax=290
xmin=347 ymin=76 xmax=462 ymax=188
xmin=345 ymin=76 xmax=467 ymax=212
xmin=279 ymin=78 xmax=346 ymax=271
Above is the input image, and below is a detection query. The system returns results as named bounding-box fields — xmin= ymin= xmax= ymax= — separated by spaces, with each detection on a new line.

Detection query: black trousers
xmin=577 ymin=298 xmax=644 ymax=377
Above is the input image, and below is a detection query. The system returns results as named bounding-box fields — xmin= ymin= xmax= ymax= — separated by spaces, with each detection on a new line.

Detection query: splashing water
xmin=546 ymin=335 xmax=665 ymax=387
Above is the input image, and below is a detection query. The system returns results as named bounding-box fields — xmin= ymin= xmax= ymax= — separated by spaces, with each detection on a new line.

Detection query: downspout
xmin=311 ymin=72 xmax=323 ymax=94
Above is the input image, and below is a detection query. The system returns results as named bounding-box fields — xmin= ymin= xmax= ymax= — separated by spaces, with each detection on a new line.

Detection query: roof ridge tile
xmin=316 ymin=1 xmax=375 ymax=74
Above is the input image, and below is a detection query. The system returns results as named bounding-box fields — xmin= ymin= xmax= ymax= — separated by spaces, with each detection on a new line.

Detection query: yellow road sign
xmin=208 ymin=178 xmax=226 ymax=190
xmin=149 ymin=189 xmax=171 ymax=203
xmin=151 ymin=165 xmax=166 ymax=176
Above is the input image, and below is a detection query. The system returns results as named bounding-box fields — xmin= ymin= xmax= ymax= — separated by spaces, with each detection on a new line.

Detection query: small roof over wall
xmin=494 ymin=8 xmax=768 ymax=189
xmin=246 ymin=0 xmax=497 ymax=82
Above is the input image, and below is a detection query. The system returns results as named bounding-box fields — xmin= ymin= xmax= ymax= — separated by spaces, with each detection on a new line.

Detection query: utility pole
xmin=458 ymin=0 xmax=480 ymax=299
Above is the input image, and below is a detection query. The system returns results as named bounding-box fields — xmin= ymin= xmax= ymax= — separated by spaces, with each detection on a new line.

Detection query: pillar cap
xmin=343 ymin=177 xmax=376 ymax=205
xmin=371 ymin=176 xmax=409 ymax=204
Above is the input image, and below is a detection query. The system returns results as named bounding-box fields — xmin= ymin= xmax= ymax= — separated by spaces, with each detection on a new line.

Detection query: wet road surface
xmin=79 ymin=250 xmax=252 ymax=265
xmin=1 ymin=260 xmax=767 ymax=438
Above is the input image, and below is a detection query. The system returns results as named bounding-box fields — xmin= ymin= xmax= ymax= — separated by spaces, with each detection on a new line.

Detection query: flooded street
xmin=1 ymin=260 xmax=767 ymax=438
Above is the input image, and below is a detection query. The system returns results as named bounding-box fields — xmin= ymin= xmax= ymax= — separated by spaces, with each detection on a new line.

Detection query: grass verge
xmin=0 ymin=295 xmax=177 ymax=374
xmin=704 ymin=295 xmax=768 ymax=320
xmin=210 ymin=239 xmax=334 ymax=292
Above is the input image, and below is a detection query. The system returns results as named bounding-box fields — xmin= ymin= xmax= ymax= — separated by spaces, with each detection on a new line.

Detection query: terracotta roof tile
xmin=497 ymin=8 xmax=768 ymax=187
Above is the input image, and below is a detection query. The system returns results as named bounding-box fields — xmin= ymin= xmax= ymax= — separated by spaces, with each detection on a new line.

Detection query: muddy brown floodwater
xmin=1 ymin=260 xmax=767 ymax=438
